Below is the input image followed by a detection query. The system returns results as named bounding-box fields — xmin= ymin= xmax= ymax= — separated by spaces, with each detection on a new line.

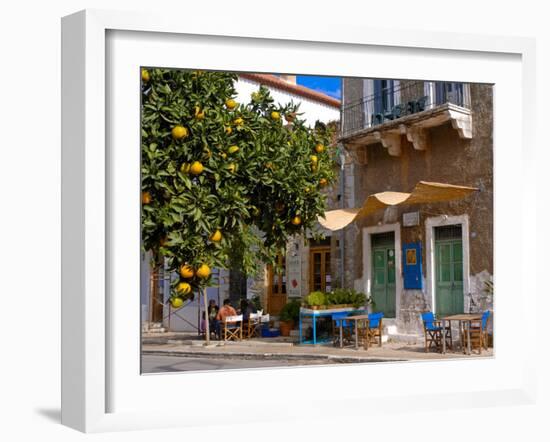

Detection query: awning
xmin=318 ymin=181 xmax=478 ymax=231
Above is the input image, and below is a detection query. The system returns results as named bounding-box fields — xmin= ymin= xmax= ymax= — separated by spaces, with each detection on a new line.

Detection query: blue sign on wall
xmin=403 ymin=241 xmax=423 ymax=290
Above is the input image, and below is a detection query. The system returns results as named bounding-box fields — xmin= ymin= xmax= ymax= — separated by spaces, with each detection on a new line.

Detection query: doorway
xmin=434 ymin=224 xmax=464 ymax=316
xmin=267 ymin=254 xmax=287 ymax=315
xmin=371 ymin=232 xmax=396 ymax=317
xmin=309 ymin=244 xmax=332 ymax=293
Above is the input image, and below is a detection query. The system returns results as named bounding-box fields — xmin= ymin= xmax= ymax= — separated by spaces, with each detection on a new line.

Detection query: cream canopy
xmin=318 ymin=181 xmax=478 ymax=231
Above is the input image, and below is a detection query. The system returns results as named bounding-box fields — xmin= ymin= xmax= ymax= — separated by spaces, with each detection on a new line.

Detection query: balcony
xmin=340 ymin=81 xmax=472 ymax=163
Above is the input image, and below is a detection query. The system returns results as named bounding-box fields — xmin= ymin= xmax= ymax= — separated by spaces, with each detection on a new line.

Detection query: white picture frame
xmin=61 ymin=9 xmax=538 ymax=433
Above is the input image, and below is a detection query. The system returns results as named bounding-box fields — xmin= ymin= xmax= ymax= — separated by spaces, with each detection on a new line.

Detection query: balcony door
xmin=435 ymin=82 xmax=464 ymax=107
xmin=373 ymin=79 xmax=396 ymax=115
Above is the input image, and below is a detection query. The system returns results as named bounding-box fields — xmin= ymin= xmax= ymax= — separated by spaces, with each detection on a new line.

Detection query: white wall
xmin=235 ymin=77 xmax=339 ymax=126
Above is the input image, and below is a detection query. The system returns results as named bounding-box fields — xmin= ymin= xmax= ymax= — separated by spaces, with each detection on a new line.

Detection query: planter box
xmin=308 ymin=304 xmax=356 ymax=310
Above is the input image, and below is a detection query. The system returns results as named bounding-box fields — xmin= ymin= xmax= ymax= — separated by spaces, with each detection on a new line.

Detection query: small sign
xmin=287 ymin=253 xmax=302 ymax=298
xmin=403 ymin=211 xmax=420 ymax=227
xmin=406 ymin=248 xmax=417 ymax=265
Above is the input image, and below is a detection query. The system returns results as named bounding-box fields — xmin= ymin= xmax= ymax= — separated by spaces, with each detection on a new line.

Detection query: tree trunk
xmin=202 ymin=286 xmax=210 ymax=345
xmin=229 ymin=245 xmax=247 ymax=304
xmin=149 ymin=251 xmax=164 ymax=324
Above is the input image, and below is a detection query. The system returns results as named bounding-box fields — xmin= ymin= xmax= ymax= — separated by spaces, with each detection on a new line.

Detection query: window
xmin=363 ymin=79 xmax=401 ymax=127
xmin=309 ymin=246 xmax=331 ymax=292
xmin=434 ymin=82 xmax=465 ymax=107
xmin=268 ymin=254 xmax=287 ymax=296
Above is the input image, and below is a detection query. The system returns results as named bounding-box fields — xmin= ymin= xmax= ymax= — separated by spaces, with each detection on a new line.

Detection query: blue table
xmin=299 ymin=307 xmax=366 ymax=345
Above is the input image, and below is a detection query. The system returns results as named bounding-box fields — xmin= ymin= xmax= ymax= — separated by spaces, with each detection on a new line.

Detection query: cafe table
xmin=299 ymin=307 xmax=365 ymax=345
xmin=343 ymin=314 xmax=371 ymax=350
xmin=440 ymin=313 xmax=482 ymax=355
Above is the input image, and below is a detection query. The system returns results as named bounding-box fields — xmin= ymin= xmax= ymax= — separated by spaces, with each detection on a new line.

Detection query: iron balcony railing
xmin=341 ymin=80 xmax=471 ymax=139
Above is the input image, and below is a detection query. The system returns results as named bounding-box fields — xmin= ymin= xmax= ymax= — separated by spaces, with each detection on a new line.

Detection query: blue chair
xmin=464 ymin=310 xmax=490 ymax=354
xmin=421 ymin=311 xmax=452 ymax=353
xmin=332 ymin=312 xmax=353 ymax=347
xmin=366 ymin=312 xmax=384 ymax=347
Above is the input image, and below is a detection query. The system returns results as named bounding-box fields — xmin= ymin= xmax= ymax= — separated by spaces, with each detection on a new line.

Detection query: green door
xmin=371 ymin=233 xmax=396 ymax=317
xmin=435 ymin=225 xmax=464 ymax=316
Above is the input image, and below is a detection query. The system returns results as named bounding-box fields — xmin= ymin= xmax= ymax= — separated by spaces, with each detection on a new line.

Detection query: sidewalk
xmin=142 ymin=332 xmax=493 ymax=363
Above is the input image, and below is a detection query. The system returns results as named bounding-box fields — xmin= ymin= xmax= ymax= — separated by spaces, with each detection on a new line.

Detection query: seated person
xmin=239 ymin=299 xmax=255 ymax=321
xmin=207 ymin=299 xmax=219 ymax=338
xmin=216 ymin=299 xmax=237 ymax=323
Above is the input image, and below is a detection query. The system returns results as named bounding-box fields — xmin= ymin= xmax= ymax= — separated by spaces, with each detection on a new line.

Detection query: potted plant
xmin=278 ymin=299 xmax=301 ymax=336
xmin=305 ymin=291 xmax=326 ymax=309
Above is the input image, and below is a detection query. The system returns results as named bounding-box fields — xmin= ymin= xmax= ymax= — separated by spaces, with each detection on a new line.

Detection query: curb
xmin=142 ymin=349 xmax=404 ymax=364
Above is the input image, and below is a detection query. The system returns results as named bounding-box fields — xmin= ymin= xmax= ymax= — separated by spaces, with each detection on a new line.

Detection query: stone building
xmin=331 ymin=78 xmax=494 ymax=338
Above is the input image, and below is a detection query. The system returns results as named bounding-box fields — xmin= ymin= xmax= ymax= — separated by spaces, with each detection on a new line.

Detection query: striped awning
xmin=318 ymin=181 xmax=478 ymax=231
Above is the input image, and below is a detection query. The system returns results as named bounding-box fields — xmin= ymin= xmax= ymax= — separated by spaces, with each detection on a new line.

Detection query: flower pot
xmin=279 ymin=320 xmax=293 ymax=336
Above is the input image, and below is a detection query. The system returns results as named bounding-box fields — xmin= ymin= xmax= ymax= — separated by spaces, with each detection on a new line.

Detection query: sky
xmin=296 ymin=75 xmax=342 ymax=100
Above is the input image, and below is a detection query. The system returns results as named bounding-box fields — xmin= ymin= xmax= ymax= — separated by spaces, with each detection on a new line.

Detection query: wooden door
xmin=267 ymin=255 xmax=287 ymax=315
xmin=435 ymin=225 xmax=464 ymax=316
xmin=371 ymin=233 xmax=396 ymax=317
xmin=309 ymin=247 xmax=331 ymax=293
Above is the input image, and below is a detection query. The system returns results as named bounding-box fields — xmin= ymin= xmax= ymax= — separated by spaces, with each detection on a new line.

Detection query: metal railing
xmin=341 ymin=80 xmax=470 ymax=138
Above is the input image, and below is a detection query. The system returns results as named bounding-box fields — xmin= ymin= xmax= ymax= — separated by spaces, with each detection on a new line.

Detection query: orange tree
xmin=141 ymin=68 xmax=336 ymax=340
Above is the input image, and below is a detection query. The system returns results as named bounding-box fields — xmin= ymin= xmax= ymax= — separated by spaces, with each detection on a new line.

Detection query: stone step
xmin=386 ymin=333 xmax=420 ymax=344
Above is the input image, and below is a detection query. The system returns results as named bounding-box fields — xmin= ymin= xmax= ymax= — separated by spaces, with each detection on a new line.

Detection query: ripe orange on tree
xmin=179 ymin=264 xmax=195 ymax=279
xmin=225 ymin=99 xmax=237 ymax=110
xmin=171 ymin=125 xmax=189 ymax=140
xmin=319 ymin=178 xmax=328 ymax=187
xmin=176 ymin=282 xmax=192 ymax=295
xmin=141 ymin=69 xmax=150 ymax=82
xmin=195 ymin=106 xmax=206 ymax=120
xmin=141 ymin=191 xmax=152 ymax=204
xmin=270 ymin=111 xmax=280 ymax=121
xmin=315 ymin=143 xmax=325 ymax=153
xmin=196 ymin=264 xmax=211 ymax=279
xmin=291 ymin=216 xmax=302 ymax=226
xmin=209 ymin=230 xmax=222 ymax=242
xmin=190 ymin=161 xmax=204 ymax=175
xmin=170 ymin=297 xmax=184 ymax=308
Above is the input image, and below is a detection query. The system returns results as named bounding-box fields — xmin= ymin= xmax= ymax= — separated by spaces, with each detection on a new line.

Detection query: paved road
xmin=142 ymin=354 xmax=334 ymax=373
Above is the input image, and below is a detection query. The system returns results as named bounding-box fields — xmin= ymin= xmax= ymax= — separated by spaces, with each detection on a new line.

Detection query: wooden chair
xmin=421 ymin=311 xmax=452 ymax=353
xmin=243 ymin=312 xmax=262 ymax=339
xmin=221 ymin=314 xmax=243 ymax=341
xmin=462 ymin=310 xmax=490 ymax=354
xmin=366 ymin=312 xmax=384 ymax=347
